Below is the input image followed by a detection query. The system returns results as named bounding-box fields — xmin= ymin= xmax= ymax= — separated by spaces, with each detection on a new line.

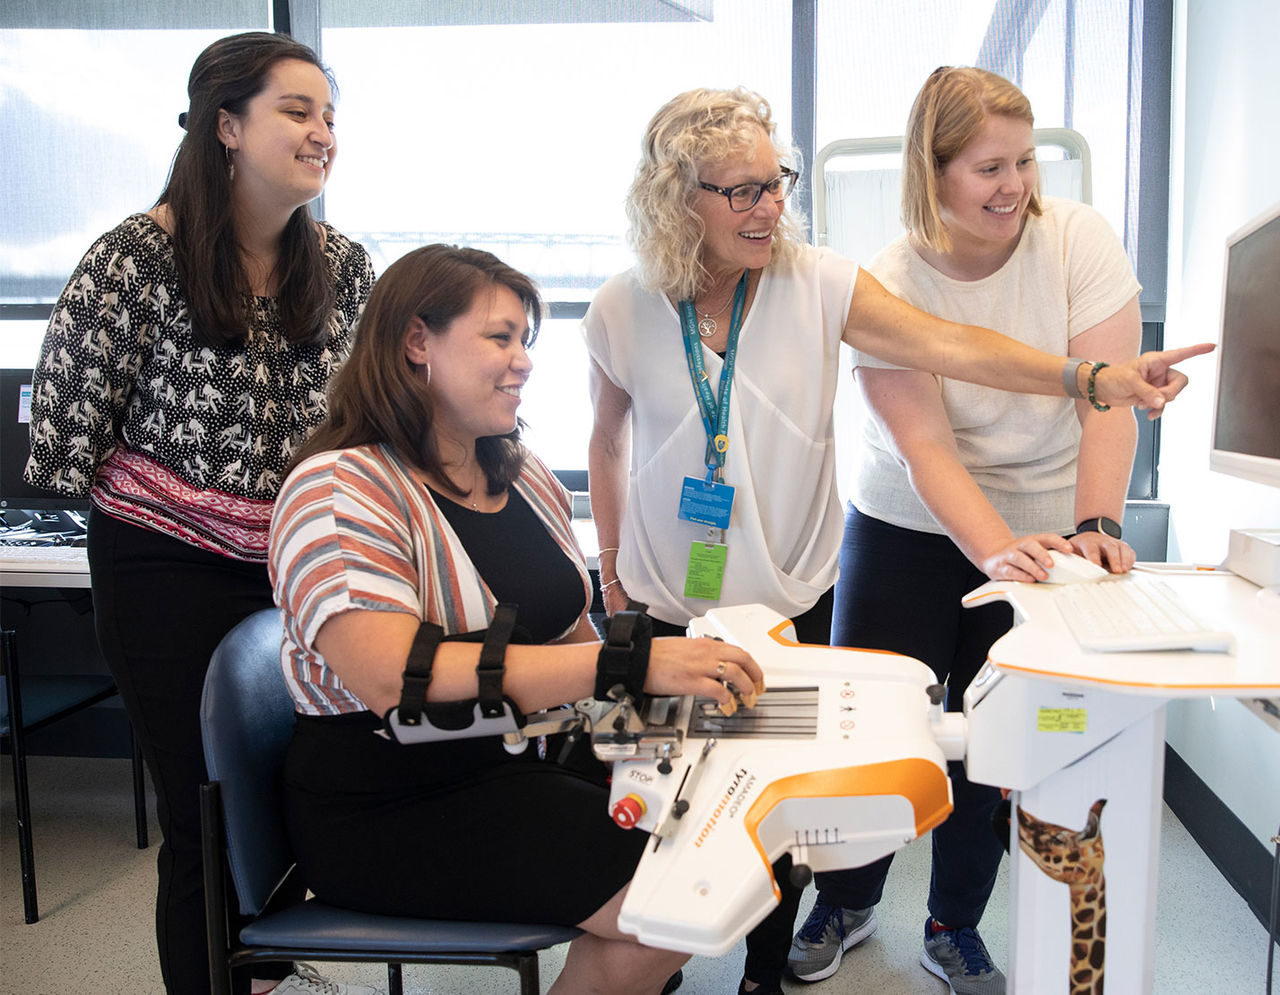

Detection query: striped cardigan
xmin=269 ymin=442 xmax=589 ymax=715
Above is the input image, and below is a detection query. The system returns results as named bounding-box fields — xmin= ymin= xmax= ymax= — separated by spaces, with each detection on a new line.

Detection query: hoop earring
xmin=425 ymin=363 xmax=431 ymax=386
xmin=225 ymin=144 xmax=235 ymax=182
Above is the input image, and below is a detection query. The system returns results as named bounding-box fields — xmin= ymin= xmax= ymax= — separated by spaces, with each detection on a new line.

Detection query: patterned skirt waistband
xmin=91 ymin=447 xmax=274 ymax=561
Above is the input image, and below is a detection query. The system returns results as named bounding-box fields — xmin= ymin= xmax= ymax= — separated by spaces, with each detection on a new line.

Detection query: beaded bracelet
xmin=1086 ymin=362 xmax=1111 ymax=412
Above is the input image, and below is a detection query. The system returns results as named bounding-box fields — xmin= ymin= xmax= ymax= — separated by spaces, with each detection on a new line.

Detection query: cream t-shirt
xmin=852 ymin=197 xmax=1141 ymax=536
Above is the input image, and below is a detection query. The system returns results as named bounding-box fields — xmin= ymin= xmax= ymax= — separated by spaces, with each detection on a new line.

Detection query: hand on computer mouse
xmin=979 ymin=533 xmax=1075 ymax=582
xmin=1068 ymin=530 xmax=1136 ymax=574
xmin=1039 ymin=550 xmax=1109 ymax=585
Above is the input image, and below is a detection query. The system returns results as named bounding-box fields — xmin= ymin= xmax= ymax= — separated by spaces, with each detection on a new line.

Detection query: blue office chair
xmin=199 ymin=608 xmax=581 ymax=995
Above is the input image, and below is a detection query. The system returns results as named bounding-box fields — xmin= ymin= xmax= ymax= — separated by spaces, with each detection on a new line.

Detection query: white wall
xmin=1163 ymin=0 xmax=1280 ymax=849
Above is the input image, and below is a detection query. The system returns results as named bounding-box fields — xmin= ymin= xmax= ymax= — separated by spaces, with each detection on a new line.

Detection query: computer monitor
xmin=1 ymin=367 xmax=92 ymax=515
xmin=1209 ymin=200 xmax=1280 ymax=489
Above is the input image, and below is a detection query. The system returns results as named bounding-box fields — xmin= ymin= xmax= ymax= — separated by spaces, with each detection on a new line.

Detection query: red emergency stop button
xmin=611 ymin=793 xmax=647 ymax=829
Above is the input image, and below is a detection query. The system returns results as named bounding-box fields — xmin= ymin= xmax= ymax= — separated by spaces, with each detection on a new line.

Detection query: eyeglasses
xmin=698 ymin=167 xmax=799 ymax=212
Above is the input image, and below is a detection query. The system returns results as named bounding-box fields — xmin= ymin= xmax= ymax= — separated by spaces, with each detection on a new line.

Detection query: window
xmin=815 ymin=0 xmax=1140 ymax=262
xmin=2 ymin=1 xmax=1165 ymax=491
xmin=318 ymin=2 xmax=794 ymax=292
xmin=0 ymin=2 xmax=272 ymax=365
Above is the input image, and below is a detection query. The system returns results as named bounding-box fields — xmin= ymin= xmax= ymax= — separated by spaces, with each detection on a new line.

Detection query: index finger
xmin=1157 ymin=342 xmax=1216 ymax=366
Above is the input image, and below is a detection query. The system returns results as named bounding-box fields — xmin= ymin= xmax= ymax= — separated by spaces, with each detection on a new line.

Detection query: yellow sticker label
xmin=1037 ymin=707 xmax=1087 ymax=733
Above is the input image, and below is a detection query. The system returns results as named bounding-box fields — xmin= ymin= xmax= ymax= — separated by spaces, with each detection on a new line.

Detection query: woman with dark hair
xmin=270 ymin=244 xmax=762 ymax=995
xmin=24 ymin=31 xmax=374 ymax=995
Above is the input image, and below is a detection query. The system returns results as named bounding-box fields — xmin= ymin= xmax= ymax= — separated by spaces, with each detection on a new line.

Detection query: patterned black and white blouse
xmin=24 ymin=213 xmax=374 ymax=559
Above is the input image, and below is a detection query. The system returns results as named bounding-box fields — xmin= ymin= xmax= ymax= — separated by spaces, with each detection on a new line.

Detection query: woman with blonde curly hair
xmin=584 ymin=85 xmax=1207 ymax=995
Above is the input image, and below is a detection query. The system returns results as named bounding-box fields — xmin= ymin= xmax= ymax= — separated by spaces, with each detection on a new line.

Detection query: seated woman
xmin=268 ymin=244 xmax=762 ymax=995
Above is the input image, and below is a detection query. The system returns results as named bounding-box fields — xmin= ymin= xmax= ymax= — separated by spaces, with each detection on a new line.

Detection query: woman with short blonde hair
xmin=902 ymin=65 xmax=1043 ymax=252
xmin=791 ymin=66 xmax=1145 ymax=993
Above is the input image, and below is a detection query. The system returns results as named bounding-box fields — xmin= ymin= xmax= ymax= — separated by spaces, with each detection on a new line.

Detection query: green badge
xmin=684 ymin=541 xmax=728 ymax=600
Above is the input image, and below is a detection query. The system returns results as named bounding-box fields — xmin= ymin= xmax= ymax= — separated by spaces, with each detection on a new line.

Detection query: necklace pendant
xmin=698 ymin=316 xmax=717 ymax=338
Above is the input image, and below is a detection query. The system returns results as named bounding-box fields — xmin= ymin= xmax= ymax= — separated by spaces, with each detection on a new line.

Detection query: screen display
xmin=1 ymin=367 xmax=92 ymax=513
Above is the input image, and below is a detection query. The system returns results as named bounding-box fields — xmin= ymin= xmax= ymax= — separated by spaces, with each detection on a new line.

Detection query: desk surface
xmin=970 ymin=567 xmax=1280 ymax=697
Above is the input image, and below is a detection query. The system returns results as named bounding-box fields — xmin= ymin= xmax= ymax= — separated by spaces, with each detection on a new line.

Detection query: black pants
xmin=818 ymin=507 xmax=1009 ymax=928
xmin=285 ymin=712 xmax=651 ymax=924
xmin=650 ymin=586 xmax=834 ymax=987
xmin=88 ymin=508 xmax=296 ymax=994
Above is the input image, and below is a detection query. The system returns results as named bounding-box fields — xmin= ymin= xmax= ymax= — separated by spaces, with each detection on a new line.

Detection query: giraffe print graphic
xmin=1017 ymin=798 xmax=1107 ymax=994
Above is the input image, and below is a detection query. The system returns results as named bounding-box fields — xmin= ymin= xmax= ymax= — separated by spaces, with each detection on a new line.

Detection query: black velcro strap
xmin=397 ymin=621 xmax=444 ymax=727
xmin=594 ymin=600 xmax=652 ymax=702
xmin=476 ymin=603 xmax=518 ymax=718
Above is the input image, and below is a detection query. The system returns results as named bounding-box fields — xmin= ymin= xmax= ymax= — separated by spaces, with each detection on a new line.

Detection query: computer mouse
xmin=1039 ymin=550 xmax=1109 ymax=584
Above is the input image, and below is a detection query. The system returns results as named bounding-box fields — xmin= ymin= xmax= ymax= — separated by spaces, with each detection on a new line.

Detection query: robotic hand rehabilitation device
xmin=380 ymin=601 xmax=963 ymax=956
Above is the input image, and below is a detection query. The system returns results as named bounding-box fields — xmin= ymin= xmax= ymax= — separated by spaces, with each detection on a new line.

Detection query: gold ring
xmin=715 ymin=662 xmax=727 ymax=677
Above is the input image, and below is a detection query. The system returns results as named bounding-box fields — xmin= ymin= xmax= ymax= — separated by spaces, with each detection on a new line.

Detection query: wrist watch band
xmin=1075 ymin=516 xmax=1123 ymax=539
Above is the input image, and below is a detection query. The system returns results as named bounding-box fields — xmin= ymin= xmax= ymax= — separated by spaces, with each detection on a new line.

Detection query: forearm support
xmin=595 ymin=601 xmax=652 ymax=703
xmin=386 ymin=603 xmax=524 ymax=741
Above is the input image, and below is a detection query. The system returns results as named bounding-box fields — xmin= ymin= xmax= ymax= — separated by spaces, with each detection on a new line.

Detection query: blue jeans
xmin=815 ymin=507 xmax=1010 ymax=929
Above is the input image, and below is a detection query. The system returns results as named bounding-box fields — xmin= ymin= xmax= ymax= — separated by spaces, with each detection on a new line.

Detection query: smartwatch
xmin=1075 ymin=516 xmax=1122 ymax=540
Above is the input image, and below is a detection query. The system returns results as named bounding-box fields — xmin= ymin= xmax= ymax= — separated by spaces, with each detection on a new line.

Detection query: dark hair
xmin=296 ymin=245 xmax=543 ymax=496
xmin=158 ymin=31 xmax=338 ymax=348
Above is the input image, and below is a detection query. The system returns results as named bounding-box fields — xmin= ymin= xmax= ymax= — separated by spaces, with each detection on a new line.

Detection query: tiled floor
xmin=1 ymin=755 xmax=1273 ymax=993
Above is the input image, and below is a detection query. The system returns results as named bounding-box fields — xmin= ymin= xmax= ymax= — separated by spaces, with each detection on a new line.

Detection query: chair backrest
xmin=813 ymin=127 xmax=1093 ymax=264
xmin=812 ymin=127 xmax=1093 ymax=502
xmin=200 ymin=607 xmax=295 ymax=917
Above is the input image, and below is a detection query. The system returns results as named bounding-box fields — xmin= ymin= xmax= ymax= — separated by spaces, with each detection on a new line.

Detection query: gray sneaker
xmin=271 ymin=963 xmax=384 ymax=995
xmin=787 ymin=901 xmax=878 ymax=982
xmin=919 ymin=919 xmax=1006 ymax=994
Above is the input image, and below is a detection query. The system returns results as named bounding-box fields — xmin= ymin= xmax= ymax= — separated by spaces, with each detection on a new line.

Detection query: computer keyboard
xmin=1054 ymin=578 xmax=1236 ymax=653
xmin=0 ymin=544 xmax=89 ymax=568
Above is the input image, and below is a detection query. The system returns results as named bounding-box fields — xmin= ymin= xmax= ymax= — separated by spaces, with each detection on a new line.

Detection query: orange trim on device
xmin=765 ymin=619 xmax=905 ymax=656
xmin=739 ymin=759 xmax=953 ymax=899
xmin=965 ymin=587 xmax=1277 ymax=692
xmin=987 ymin=653 xmax=1280 ymax=691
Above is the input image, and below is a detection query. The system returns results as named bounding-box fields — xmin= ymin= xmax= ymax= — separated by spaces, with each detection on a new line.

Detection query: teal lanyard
xmin=678 ymin=271 xmax=748 ymax=485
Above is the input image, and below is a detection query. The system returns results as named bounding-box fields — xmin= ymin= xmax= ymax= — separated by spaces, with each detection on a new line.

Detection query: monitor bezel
xmin=1208 ymin=199 xmax=1280 ymax=490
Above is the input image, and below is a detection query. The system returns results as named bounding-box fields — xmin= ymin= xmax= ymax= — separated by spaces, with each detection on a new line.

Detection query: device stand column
xmin=1009 ymin=706 xmax=1165 ymax=993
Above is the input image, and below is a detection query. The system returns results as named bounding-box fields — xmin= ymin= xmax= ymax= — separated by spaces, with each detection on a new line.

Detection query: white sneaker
xmin=268 ymin=963 xmax=385 ymax=995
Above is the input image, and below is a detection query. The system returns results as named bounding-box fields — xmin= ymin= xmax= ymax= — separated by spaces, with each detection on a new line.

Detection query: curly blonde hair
xmin=626 ymin=87 xmax=805 ymax=301
xmin=902 ymin=66 xmax=1042 ymax=253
